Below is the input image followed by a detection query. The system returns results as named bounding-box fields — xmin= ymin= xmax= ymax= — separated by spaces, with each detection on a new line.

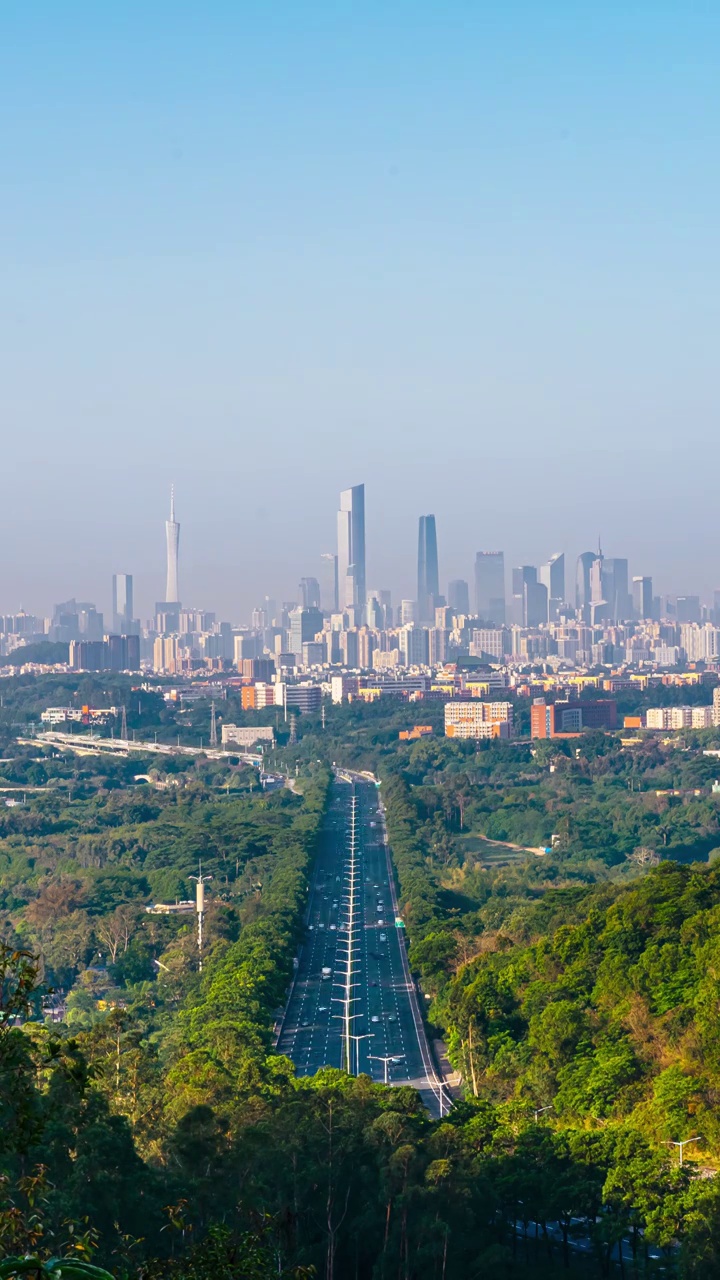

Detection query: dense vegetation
xmin=4 ymin=675 xmax=720 ymax=1274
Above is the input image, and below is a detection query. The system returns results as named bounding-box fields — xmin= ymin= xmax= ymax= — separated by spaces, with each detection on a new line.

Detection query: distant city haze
xmin=2 ymin=5 xmax=719 ymax=620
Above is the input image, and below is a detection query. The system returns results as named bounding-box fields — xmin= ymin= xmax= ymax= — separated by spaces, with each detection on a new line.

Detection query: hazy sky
xmin=2 ymin=2 xmax=720 ymax=623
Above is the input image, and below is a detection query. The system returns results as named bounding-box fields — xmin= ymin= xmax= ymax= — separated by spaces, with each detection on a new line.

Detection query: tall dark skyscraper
xmin=475 ymin=552 xmax=505 ymax=625
xmin=417 ymin=515 xmax=439 ymax=623
xmin=337 ymin=484 xmax=366 ymax=613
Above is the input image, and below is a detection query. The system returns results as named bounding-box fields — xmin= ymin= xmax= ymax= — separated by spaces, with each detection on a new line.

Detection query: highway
xmin=277 ymin=773 xmax=451 ymax=1117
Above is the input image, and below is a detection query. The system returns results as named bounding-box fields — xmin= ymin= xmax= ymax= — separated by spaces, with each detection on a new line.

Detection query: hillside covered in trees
xmin=4 ymin=675 xmax=720 ymax=1273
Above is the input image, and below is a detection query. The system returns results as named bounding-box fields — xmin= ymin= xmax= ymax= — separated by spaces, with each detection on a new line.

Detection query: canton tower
xmin=165 ymin=486 xmax=180 ymax=603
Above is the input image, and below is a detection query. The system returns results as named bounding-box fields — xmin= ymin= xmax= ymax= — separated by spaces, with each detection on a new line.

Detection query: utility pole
xmin=121 ymin=705 xmax=128 ymax=740
xmin=289 ymin=713 xmax=297 ymax=745
xmin=369 ymin=1054 xmax=404 ymax=1086
xmin=210 ymin=701 xmax=218 ymax=748
xmin=668 ymin=1137 xmax=701 ymax=1166
xmin=189 ymin=864 xmax=213 ymax=972
xmin=321 ymin=703 xmax=326 ymax=730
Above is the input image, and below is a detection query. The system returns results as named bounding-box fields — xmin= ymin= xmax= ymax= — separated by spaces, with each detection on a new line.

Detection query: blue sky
xmin=2 ymin=2 xmax=719 ymax=619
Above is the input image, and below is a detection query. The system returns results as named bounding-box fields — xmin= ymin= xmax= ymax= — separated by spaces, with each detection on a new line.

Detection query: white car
xmin=379 ymin=933 xmax=387 ymax=942
xmin=329 ymin=924 xmax=337 ymax=931
xmin=371 ymin=1015 xmax=380 ymax=1023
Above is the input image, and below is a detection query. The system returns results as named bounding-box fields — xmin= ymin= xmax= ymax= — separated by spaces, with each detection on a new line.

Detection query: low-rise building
xmin=221 ymin=724 xmax=275 ymax=748
xmin=444 ymin=701 xmax=513 ymax=739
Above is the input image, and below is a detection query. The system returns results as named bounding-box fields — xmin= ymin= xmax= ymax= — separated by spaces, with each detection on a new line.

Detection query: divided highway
xmin=277 ymin=772 xmax=451 ymax=1117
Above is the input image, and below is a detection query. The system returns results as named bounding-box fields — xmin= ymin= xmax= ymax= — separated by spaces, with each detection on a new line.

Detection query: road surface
xmin=277 ymin=773 xmax=450 ymax=1117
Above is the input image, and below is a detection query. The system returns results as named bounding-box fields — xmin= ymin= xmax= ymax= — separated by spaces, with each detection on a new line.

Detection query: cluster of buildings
xmin=4 ymin=487 xmax=720 ymax=717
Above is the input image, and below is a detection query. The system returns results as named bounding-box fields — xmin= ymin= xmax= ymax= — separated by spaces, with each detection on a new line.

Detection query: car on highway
xmin=379 ymin=933 xmax=387 ymax=942
xmin=388 ymin=1014 xmax=397 ymax=1022
xmin=329 ymin=924 xmax=337 ymax=931
xmin=318 ymin=1005 xmax=328 ymax=1013
xmin=371 ymin=1015 xmax=380 ymax=1023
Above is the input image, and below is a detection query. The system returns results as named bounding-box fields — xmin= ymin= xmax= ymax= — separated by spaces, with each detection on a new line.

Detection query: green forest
xmin=4 ymin=674 xmax=720 ymax=1275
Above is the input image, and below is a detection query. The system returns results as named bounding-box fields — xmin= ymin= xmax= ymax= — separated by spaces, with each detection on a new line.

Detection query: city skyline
xmin=3 ymin=481 xmax=716 ymax=630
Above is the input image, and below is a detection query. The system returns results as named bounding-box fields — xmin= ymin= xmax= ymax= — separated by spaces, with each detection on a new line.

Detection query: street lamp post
xmin=667 ymin=1137 xmax=701 ymax=1166
xmin=369 ymin=1054 xmax=404 ymax=1086
xmin=533 ymin=1105 xmax=553 ymax=1123
xmin=349 ymin=1032 xmax=374 ymax=1076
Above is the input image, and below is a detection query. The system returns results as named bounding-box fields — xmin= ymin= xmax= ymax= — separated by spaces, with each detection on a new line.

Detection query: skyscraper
xmin=632 ymin=576 xmax=653 ymax=619
xmin=320 ymin=553 xmax=339 ymax=613
xmin=475 ymin=552 xmax=505 ymax=625
xmin=576 ymin=552 xmax=596 ymax=612
xmin=165 ymin=486 xmax=180 ymax=604
xmin=112 ymin=574 xmax=133 ymax=632
xmin=540 ymin=553 xmax=565 ymax=618
xmin=447 ymin=579 xmax=470 ymax=615
xmin=602 ymin=558 xmax=631 ymax=620
xmin=299 ymin=577 xmax=321 ymax=609
xmin=337 ymin=484 xmax=366 ymax=614
xmin=511 ymin=566 xmax=548 ymax=628
xmin=417 ymin=515 xmax=439 ymax=623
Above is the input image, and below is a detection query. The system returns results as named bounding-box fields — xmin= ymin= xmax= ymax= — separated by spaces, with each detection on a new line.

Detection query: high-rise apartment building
xmin=288 ymin=606 xmax=323 ymax=659
xmin=632 ymin=576 xmax=653 ymax=619
xmin=398 ymin=625 xmax=429 ymax=667
xmin=448 ymin=579 xmax=469 ymax=615
xmin=417 ymin=515 xmax=439 ymax=623
xmin=470 ymin=628 xmax=510 ymax=661
xmin=337 ymin=484 xmax=366 ymax=614
xmin=475 ymin=552 xmax=505 ymax=625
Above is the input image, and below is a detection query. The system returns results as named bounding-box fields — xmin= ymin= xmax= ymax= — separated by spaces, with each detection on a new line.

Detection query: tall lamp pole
xmin=668 ymin=1137 xmax=701 ymax=1166
xmin=189 ymin=864 xmax=213 ymax=972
